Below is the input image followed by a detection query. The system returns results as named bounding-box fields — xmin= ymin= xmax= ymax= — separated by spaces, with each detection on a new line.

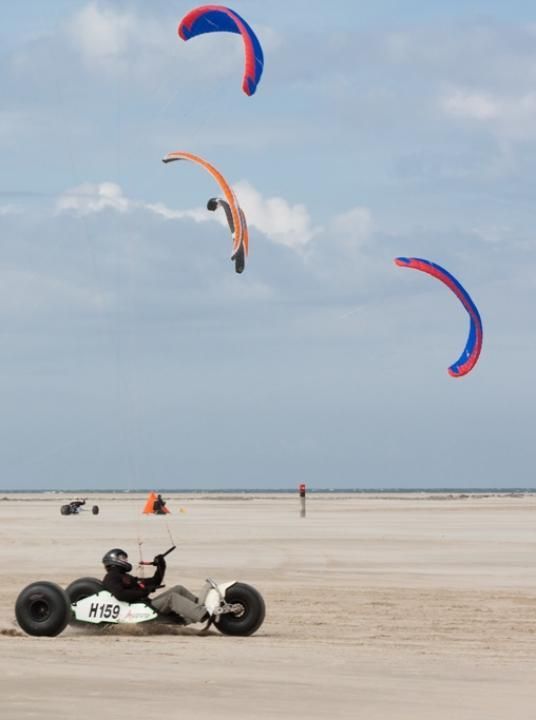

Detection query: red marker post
xmin=299 ymin=483 xmax=306 ymax=518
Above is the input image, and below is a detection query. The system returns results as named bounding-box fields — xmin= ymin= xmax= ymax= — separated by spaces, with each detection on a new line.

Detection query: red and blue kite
xmin=178 ymin=5 xmax=264 ymax=96
xmin=394 ymin=257 xmax=483 ymax=378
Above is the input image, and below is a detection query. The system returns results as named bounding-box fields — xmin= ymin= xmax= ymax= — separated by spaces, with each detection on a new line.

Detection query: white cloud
xmin=57 ymin=179 xmax=319 ymax=251
xmin=470 ymin=223 xmax=511 ymax=245
xmin=0 ymin=110 xmax=33 ymax=150
xmin=67 ymin=3 xmax=135 ymax=65
xmin=441 ymin=89 xmax=499 ymax=121
xmin=57 ymin=181 xmax=225 ymax=231
xmin=56 ymin=182 xmax=130 ymax=214
xmin=144 ymin=202 xmax=210 ymax=223
xmin=330 ymin=207 xmax=373 ymax=251
xmin=441 ymin=87 xmax=536 ymax=141
xmin=57 ymin=182 xmax=208 ymax=220
xmin=297 ymin=203 xmax=377 ymax=299
xmin=0 ymin=267 xmax=111 ymax=315
xmin=383 ymin=32 xmax=413 ymax=63
xmin=65 ymin=2 xmax=170 ymax=75
xmin=233 ymin=180 xmax=318 ymax=249
xmin=0 ymin=204 xmax=21 ymax=216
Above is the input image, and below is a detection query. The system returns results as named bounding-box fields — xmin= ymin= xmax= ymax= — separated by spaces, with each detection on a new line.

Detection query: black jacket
xmin=102 ymin=564 xmax=165 ymax=603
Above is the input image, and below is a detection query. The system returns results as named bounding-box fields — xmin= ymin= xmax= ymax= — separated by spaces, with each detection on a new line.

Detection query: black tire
xmin=65 ymin=577 xmax=103 ymax=605
xmin=92 ymin=505 xmax=99 ymax=515
xmin=60 ymin=505 xmax=71 ymax=516
xmin=15 ymin=581 xmax=71 ymax=637
xmin=214 ymin=583 xmax=266 ymax=636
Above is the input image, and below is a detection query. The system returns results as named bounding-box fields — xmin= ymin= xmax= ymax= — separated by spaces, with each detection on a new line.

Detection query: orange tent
xmin=142 ymin=491 xmax=170 ymax=515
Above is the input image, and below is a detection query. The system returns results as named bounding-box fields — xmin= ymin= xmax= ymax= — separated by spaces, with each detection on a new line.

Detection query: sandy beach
xmin=1 ymin=491 xmax=536 ymax=719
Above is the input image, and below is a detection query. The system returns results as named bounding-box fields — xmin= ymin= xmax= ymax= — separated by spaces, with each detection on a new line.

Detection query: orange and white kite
xmin=162 ymin=150 xmax=248 ymax=273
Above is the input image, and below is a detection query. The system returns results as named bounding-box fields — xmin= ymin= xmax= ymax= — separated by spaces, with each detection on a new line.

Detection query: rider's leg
xmin=151 ymin=585 xmax=207 ymax=624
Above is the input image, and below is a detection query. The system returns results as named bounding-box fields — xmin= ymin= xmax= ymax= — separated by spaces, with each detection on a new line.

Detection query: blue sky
xmin=0 ymin=1 xmax=535 ymax=489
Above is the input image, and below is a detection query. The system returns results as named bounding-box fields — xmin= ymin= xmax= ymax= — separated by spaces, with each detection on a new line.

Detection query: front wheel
xmin=214 ymin=583 xmax=265 ymax=636
xmin=15 ymin=581 xmax=71 ymax=637
xmin=92 ymin=505 xmax=99 ymax=515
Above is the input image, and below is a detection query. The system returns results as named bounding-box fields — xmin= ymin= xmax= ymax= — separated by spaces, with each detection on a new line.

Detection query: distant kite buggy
xmin=60 ymin=498 xmax=99 ymax=516
xmin=394 ymin=257 xmax=483 ymax=377
xmin=178 ymin=5 xmax=264 ymax=96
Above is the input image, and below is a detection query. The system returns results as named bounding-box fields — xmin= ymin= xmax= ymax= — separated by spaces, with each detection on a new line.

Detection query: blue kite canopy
xmin=394 ymin=257 xmax=483 ymax=378
xmin=178 ymin=5 xmax=264 ymax=96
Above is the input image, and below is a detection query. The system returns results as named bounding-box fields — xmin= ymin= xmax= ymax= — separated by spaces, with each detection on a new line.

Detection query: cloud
xmin=233 ymin=180 xmax=319 ymax=249
xmin=56 ymin=181 xmax=212 ymax=223
xmin=56 ymin=182 xmax=130 ymax=214
xmin=441 ymin=87 xmax=536 ymax=142
xmin=0 ymin=265 xmax=112 ymax=318
xmin=441 ymin=89 xmax=499 ymax=121
xmin=64 ymin=2 xmax=172 ymax=72
xmin=144 ymin=202 xmax=211 ymax=224
xmin=330 ymin=207 xmax=373 ymax=251
xmin=55 ymin=181 xmax=226 ymax=232
xmin=0 ymin=204 xmax=21 ymax=216
xmin=0 ymin=110 xmax=30 ymax=145
xmin=302 ymin=204 xmax=381 ymax=300
xmin=57 ymin=179 xmax=320 ymax=251
xmin=67 ymin=3 xmax=135 ymax=65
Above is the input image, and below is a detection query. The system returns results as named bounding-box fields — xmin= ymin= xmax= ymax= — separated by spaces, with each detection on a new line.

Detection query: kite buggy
xmin=14 ymin=546 xmax=265 ymax=638
xmin=60 ymin=498 xmax=99 ymax=516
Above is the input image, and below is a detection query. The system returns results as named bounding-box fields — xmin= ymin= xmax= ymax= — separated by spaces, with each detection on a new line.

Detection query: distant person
xmin=101 ymin=548 xmax=207 ymax=625
xmin=153 ymin=494 xmax=167 ymax=515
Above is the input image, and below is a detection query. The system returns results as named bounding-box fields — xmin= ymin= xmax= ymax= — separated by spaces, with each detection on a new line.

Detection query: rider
xmin=152 ymin=494 xmax=167 ymax=515
xmin=101 ymin=548 xmax=207 ymax=625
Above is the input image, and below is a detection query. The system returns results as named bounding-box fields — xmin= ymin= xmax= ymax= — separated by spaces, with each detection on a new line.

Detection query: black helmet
xmin=102 ymin=548 xmax=132 ymax=572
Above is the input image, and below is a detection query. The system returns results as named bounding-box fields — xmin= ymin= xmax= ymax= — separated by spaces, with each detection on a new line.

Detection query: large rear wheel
xmin=214 ymin=583 xmax=265 ymax=636
xmin=15 ymin=581 xmax=71 ymax=637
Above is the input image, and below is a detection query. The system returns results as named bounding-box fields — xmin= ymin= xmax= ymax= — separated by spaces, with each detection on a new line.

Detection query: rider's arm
xmin=143 ymin=556 xmax=166 ymax=592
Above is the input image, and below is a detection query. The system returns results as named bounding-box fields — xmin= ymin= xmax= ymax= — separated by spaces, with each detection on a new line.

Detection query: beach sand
xmin=1 ymin=491 xmax=535 ymax=719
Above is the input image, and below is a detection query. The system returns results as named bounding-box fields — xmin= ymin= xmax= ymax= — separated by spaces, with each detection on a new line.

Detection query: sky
xmin=0 ymin=1 xmax=535 ymax=490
